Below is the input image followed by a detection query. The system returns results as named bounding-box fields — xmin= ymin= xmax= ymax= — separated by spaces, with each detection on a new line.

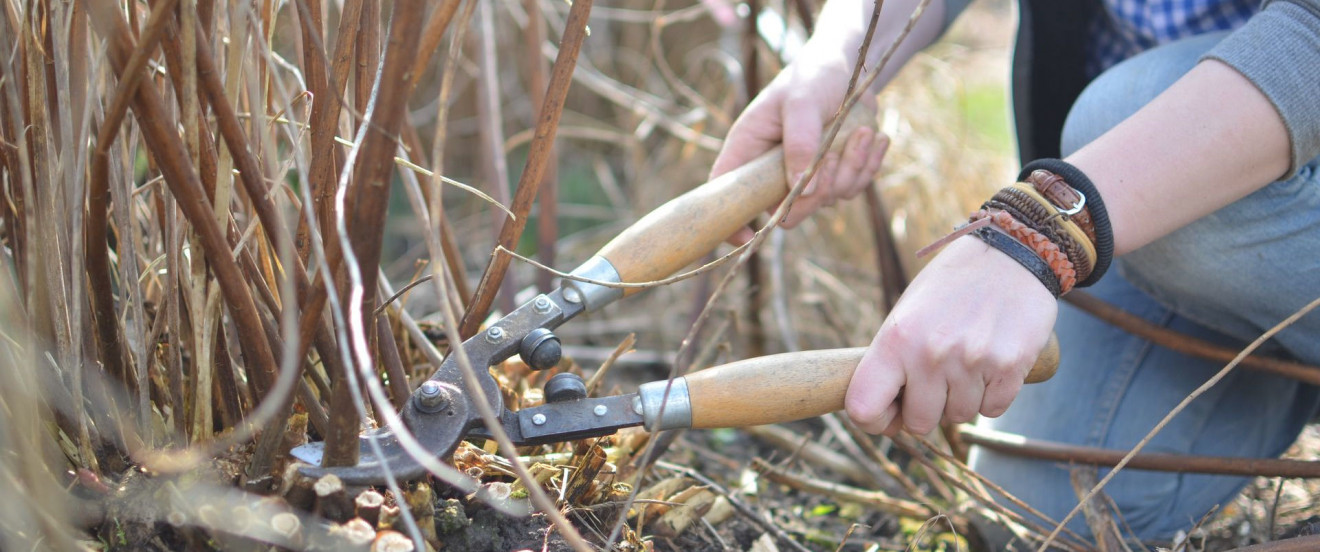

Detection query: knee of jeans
xmin=1060 ymin=32 xmax=1229 ymax=157
xmin=1117 ymin=223 xmax=1228 ymax=319
xmin=1121 ymin=159 xmax=1320 ymax=317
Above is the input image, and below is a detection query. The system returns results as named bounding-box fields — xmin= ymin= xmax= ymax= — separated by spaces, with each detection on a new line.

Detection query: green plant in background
xmin=959 ymin=83 xmax=1013 ymax=153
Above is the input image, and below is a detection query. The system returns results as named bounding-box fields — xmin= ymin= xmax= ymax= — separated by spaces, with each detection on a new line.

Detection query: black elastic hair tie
xmin=1019 ymin=159 xmax=1113 ymax=287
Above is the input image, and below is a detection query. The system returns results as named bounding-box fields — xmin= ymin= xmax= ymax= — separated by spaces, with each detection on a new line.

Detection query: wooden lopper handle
xmin=681 ymin=333 xmax=1059 ymax=429
xmin=595 ymin=106 xmax=877 ymax=295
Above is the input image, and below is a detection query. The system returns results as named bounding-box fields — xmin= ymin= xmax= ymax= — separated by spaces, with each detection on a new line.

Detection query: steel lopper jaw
xmin=290 ymin=287 xmax=644 ymax=485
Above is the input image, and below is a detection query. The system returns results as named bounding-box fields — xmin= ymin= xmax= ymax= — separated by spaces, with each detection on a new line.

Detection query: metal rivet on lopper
xmin=533 ymin=296 xmax=553 ymax=313
xmin=593 ymin=405 xmax=608 ymax=416
xmin=485 ymin=326 xmax=505 ymax=343
xmin=415 ymin=381 xmax=450 ymax=413
xmin=532 ymin=413 xmax=547 ymax=426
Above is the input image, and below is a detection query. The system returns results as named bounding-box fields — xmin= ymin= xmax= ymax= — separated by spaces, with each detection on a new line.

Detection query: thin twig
xmin=294 ymin=0 xmax=361 ymax=262
xmin=322 ymin=0 xmax=430 ymax=469
xmin=584 ymin=333 xmax=636 ymax=396
xmin=496 ymin=243 xmax=756 ymax=290
xmin=750 ymin=457 xmax=934 ymax=520
xmin=1040 ymin=294 xmax=1320 ymax=551
xmin=656 ymin=461 xmax=814 ymax=552
xmin=959 ymin=425 xmax=1320 ymax=478
xmin=524 ymin=0 xmax=560 ymax=294
xmin=86 ymin=0 xmax=179 ymax=405
xmin=891 ymin=435 xmax=1090 ymax=551
xmin=1065 ymin=291 xmax=1320 ymax=385
xmin=192 ymin=12 xmax=355 ymax=477
xmin=458 ymin=0 xmax=595 ymax=339
xmin=863 ymin=183 xmax=907 ymax=312
xmin=473 ymin=0 xmax=516 ymax=315
xmin=744 ymin=424 xmax=882 ymax=488
xmin=1268 ymin=478 xmax=1284 ymax=541
xmin=907 ymin=433 xmax=1086 ymax=541
xmin=838 ymin=416 xmax=928 ymax=500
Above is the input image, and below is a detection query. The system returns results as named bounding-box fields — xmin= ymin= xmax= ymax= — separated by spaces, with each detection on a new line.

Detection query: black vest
xmin=1012 ymin=0 xmax=1101 ymax=164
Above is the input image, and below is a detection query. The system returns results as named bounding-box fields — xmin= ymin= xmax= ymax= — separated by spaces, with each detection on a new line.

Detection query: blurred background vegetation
xmin=0 ymin=0 xmax=1055 ymax=550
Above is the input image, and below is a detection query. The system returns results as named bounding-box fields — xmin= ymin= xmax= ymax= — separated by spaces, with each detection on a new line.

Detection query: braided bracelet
xmin=972 ymin=209 xmax=1077 ymax=293
xmin=985 ymin=198 xmax=1093 ymax=281
xmin=972 ymin=226 xmax=1062 ymax=298
xmin=1002 ymin=184 xmax=1097 ymax=275
xmin=1019 ymin=159 xmax=1113 ymax=286
xmin=987 ymin=186 xmax=1097 ymax=279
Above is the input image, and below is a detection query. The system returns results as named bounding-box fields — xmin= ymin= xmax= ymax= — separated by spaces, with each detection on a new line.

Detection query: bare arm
xmin=1071 ymin=60 xmax=1290 ymax=256
xmin=845 ymin=57 xmax=1295 ymax=434
xmin=809 ymin=0 xmax=950 ymax=93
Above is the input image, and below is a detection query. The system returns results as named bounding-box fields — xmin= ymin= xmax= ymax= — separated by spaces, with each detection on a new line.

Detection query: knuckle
xmin=906 ymin=417 xmax=938 ymax=435
xmin=980 ymin=401 xmax=1010 ymax=419
xmin=845 ymin=398 xmax=883 ymax=426
xmin=981 ymin=391 xmax=1018 ymax=418
xmin=842 ymin=181 xmax=871 ymax=199
xmin=783 ymin=137 xmax=819 ymax=159
xmin=983 ymin=360 xmax=1017 ymax=387
xmin=982 ymin=346 xmax=1029 ymax=381
xmin=903 ymin=405 xmax=941 ymax=435
xmin=944 ymin=392 xmax=982 ymax=424
xmin=855 ymin=420 xmax=888 ymax=435
xmin=944 ymin=404 xmax=978 ymax=424
xmin=931 ymin=340 xmax=962 ymax=369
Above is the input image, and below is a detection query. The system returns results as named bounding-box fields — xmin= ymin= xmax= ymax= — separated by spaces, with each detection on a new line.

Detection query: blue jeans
xmin=968 ymin=31 xmax=1320 ymax=542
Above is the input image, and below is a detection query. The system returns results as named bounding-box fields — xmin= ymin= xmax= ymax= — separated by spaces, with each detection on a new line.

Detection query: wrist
xmin=917 ymin=160 xmax=1112 ymax=297
xmin=808 ymin=0 xmax=869 ymax=54
xmin=792 ymin=39 xmax=856 ymax=79
xmin=940 ymin=235 xmax=1059 ymax=302
xmin=1017 ymin=159 xmax=1114 ymax=287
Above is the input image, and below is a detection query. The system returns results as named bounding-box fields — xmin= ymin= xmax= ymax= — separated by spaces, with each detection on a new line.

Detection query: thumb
xmin=845 ymin=339 xmax=907 ymax=433
xmin=781 ymin=104 xmax=825 ymax=195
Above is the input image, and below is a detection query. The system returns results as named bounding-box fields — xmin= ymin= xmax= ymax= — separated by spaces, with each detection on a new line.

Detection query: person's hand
xmin=710 ymin=46 xmax=891 ymax=245
xmin=844 ymin=235 xmax=1059 ymax=435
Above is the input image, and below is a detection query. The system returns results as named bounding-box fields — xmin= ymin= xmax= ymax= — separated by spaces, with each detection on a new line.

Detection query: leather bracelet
xmin=988 ymin=187 xmax=1097 ymax=272
xmin=973 ymin=210 xmax=1077 ymax=293
xmin=1004 ymin=184 xmax=1097 ymax=275
xmin=973 ymin=226 xmax=1062 ymax=298
xmin=985 ymin=198 xmax=1093 ymax=281
xmin=1026 ymin=169 xmax=1098 ymax=244
xmin=1019 ymin=159 xmax=1114 ymax=287
xmin=991 ymin=186 xmax=1052 ymax=224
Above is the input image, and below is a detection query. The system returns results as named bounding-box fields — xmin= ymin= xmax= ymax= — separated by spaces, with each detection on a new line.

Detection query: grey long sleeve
xmin=1204 ymin=0 xmax=1320 ymax=178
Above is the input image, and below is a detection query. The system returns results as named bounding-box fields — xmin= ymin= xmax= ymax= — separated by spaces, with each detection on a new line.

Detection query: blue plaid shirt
xmin=1088 ymin=0 xmax=1260 ymax=76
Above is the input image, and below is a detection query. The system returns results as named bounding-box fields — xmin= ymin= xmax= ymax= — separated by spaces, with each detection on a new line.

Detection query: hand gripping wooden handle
xmin=677 ymin=333 xmax=1059 ymax=429
xmin=595 ymin=106 xmax=876 ymax=295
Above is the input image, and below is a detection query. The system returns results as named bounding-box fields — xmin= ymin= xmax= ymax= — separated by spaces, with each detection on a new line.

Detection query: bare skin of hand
xmin=844 ymin=235 xmax=1058 ymax=435
xmin=710 ymin=50 xmax=890 ymax=245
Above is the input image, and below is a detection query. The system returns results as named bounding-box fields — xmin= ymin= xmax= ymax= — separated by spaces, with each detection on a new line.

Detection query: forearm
xmin=805 ymin=0 xmax=949 ymax=92
xmin=1067 ymin=59 xmax=1291 ymax=256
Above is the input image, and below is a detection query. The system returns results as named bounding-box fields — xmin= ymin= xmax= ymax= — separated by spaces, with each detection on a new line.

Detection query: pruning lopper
xmin=291 ymin=109 xmax=1060 ymax=485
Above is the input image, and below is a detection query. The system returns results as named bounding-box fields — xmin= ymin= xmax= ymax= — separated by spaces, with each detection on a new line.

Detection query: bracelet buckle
xmin=1056 ymin=190 xmax=1086 ymax=217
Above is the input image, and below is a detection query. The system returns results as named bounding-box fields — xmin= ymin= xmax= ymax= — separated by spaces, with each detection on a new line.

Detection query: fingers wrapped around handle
xmin=594 ymin=105 xmax=876 ymax=294
xmin=640 ymin=334 xmax=1058 ymax=431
